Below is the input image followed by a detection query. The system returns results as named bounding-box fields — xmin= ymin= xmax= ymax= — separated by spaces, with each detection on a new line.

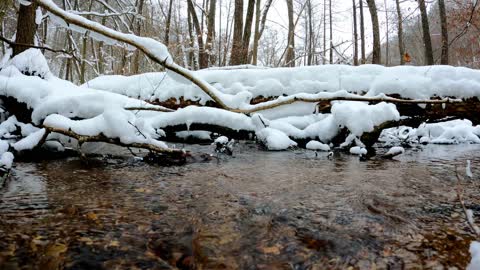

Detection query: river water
xmin=0 ymin=143 xmax=479 ymax=269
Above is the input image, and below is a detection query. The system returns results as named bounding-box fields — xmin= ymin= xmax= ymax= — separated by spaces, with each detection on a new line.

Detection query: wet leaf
xmin=86 ymin=212 xmax=98 ymax=221
xmin=31 ymin=236 xmax=49 ymax=252
xmin=46 ymin=243 xmax=68 ymax=257
xmin=78 ymin=237 xmax=94 ymax=245
xmin=260 ymin=245 xmax=281 ymax=255
xmin=108 ymin=240 xmax=120 ymax=247
xmin=134 ymin=188 xmax=152 ymax=193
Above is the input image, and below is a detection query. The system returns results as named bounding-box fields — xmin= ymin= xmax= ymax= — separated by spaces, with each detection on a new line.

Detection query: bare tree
xmin=359 ymin=0 xmax=366 ymax=64
xmin=131 ymin=0 xmax=145 ymax=74
xmin=285 ymin=0 xmax=295 ymax=67
xmin=383 ymin=0 xmax=389 ymax=66
xmin=206 ymin=0 xmax=217 ymax=65
xmin=395 ymin=0 xmax=405 ymax=65
xmin=352 ymin=0 xmax=358 ymax=66
xmin=252 ymin=0 xmax=273 ymax=65
xmin=366 ymin=0 xmax=381 ymax=64
xmin=187 ymin=0 xmax=208 ymax=68
xmin=164 ymin=0 xmax=174 ymax=46
xmin=418 ymin=0 xmax=434 ymax=65
xmin=323 ymin=0 xmax=326 ymax=64
xmin=241 ymin=0 xmax=255 ymax=63
xmin=230 ymin=0 xmax=244 ymax=65
xmin=307 ymin=0 xmax=314 ymax=65
xmin=438 ymin=0 xmax=448 ymax=64
xmin=329 ymin=0 xmax=333 ymax=64
xmin=13 ymin=2 xmax=38 ymax=57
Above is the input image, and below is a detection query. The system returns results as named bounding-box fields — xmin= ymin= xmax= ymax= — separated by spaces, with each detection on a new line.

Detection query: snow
xmin=385 ymin=146 xmax=405 ymax=156
xmin=214 ymin=136 xmax=229 ymax=144
xmin=468 ymin=241 xmax=480 ymax=270
xmin=306 ymin=140 xmax=330 ymax=151
xmin=0 ymin=50 xmax=168 ymax=125
xmin=0 ymin=152 xmax=14 ymax=169
xmin=35 ymin=7 xmax=43 ymax=25
xmin=332 ymin=102 xmax=400 ymax=136
xmin=380 ymin=120 xmax=480 ymax=146
xmin=87 ymin=65 xmax=480 ymax=109
xmin=0 ymin=140 xmax=9 ymax=154
xmin=44 ymin=111 xmax=169 ymax=149
xmin=349 ymin=146 xmax=367 ymax=155
xmin=256 ymin=127 xmax=297 ymax=150
xmin=467 ymin=160 xmax=473 ymax=178
xmin=12 ymin=128 xmax=46 ymax=151
xmin=6 ymin=49 xmax=51 ymax=79
xmin=147 ymin=106 xmax=256 ymax=133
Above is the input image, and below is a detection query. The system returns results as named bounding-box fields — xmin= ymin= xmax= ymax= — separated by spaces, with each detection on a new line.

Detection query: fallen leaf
xmin=46 ymin=243 xmax=68 ymax=257
xmin=108 ymin=240 xmax=119 ymax=247
xmin=86 ymin=212 xmax=98 ymax=221
xmin=78 ymin=237 xmax=93 ymax=245
xmin=260 ymin=245 xmax=281 ymax=255
xmin=134 ymin=188 xmax=152 ymax=193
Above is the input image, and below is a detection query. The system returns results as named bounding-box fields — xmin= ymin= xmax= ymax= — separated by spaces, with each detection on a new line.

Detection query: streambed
xmin=0 ymin=143 xmax=479 ymax=269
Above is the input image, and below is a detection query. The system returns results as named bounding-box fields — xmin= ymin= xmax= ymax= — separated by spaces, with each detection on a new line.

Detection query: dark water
xmin=1 ymin=143 xmax=480 ymax=269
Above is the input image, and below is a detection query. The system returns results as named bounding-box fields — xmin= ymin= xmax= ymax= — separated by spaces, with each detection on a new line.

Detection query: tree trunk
xmin=366 ymin=0 xmax=381 ymax=64
xmin=323 ymin=0 xmax=326 ymax=64
xmin=13 ymin=2 xmax=38 ymax=57
xmin=384 ymin=0 xmax=389 ymax=66
xmin=187 ymin=0 xmax=208 ymax=69
xmin=164 ymin=0 xmax=174 ymax=46
xmin=241 ymin=0 xmax=255 ymax=64
xmin=438 ymin=0 xmax=448 ymax=65
xmin=187 ymin=11 xmax=198 ymax=70
xmin=418 ymin=0 xmax=434 ymax=65
xmin=80 ymin=0 xmax=93 ymax=84
xmin=230 ymin=0 xmax=244 ymax=65
xmin=359 ymin=0 xmax=366 ymax=64
xmin=217 ymin=0 xmax=222 ymax=66
xmin=307 ymin=0 xmax=314 ymax=65
xmin=329 ymin=0 xmax=333 ymax=64
xmin=352 ymin=0 xmax=358 ymax=66
xmin=206 ymin=0 xmax=217 ymax=66
xmin=131 ymin=0 xmax=145 ymax=74
xmin=395 ymin=0 xmax=405 ymax=65
xmin=285 ymin=0 xmax=295 ymax=67
xmin=252 ymin=0 xmax=273 ymax=65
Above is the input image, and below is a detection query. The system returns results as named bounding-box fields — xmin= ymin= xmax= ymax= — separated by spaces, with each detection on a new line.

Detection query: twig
xmin=124 ymin=106 xmax=173 ymax=112
xmin=0 ymin=35 xmax=80 ymax=62
xmin=455 ymin=166 xmax=480 ymax=237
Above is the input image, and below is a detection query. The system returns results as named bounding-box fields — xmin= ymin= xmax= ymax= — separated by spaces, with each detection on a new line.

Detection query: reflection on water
xmin=1 ymin=143 xmax=480 ymax=269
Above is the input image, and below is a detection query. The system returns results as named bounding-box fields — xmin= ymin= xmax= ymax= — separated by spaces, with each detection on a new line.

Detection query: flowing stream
xmin=1 ymin=143 xmax=480 ymax=269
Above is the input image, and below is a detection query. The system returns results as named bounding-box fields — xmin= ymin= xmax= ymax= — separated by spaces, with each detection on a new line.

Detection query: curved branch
xmin=35 ymin=0 xmax=230 ymax=110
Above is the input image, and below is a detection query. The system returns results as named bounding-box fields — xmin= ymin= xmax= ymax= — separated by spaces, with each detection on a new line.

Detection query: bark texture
xmin=13 ymin=2 xmax=38 ymax=57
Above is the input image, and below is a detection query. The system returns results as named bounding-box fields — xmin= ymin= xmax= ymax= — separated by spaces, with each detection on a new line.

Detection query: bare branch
xmin=0 ymin=35 xmax=79 ymax=62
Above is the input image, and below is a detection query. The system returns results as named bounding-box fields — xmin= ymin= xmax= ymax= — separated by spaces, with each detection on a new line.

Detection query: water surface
xmin=1 ymin=143 xmax=479 ymax=269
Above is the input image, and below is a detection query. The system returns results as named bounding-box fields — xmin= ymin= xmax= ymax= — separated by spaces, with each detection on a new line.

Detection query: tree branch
xmin=0 ymin=35 xmax=79 ymax=62
xmin=43 ymin=125 xmax=184 ymax=156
